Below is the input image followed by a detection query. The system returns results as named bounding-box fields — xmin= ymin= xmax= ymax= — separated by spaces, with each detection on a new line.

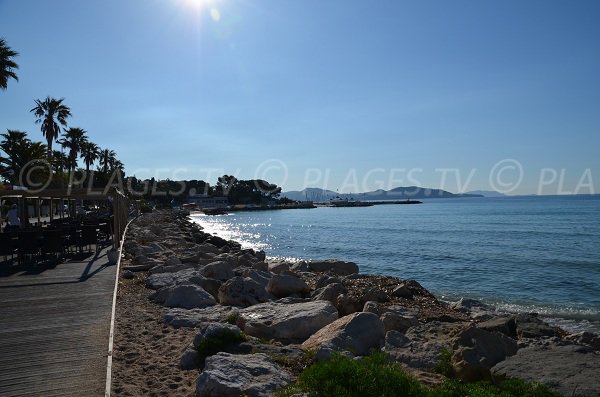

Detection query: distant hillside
xmin=465 ymin=190 xmax=507 ymax=198
xmin=283 ymin=187 xmax=483 ymax=201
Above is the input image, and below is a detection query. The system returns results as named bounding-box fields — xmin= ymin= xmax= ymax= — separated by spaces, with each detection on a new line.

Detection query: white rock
xmin=302 ymin=312 xmax=385 ymax=356
xmin=163 ymin=284 xmax=216 ymax=309
xmin=266 ymin=272 xmax=309 ymax=298
xmin=237 ymin=301 xmax=338 ymax=343
xmin=195 ymin=353 xmax=293 ymax=397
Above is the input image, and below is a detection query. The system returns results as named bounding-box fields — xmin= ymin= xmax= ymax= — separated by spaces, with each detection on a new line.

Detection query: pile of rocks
xmin=119 ymin=210 xmax=600 ymax=397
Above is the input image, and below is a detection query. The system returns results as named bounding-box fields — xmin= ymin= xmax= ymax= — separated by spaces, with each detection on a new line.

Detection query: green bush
xmin=278 ymin=351 xmax=424 ymax=397
xmin=278 ymin=351 xmax=564 ymax=397
xmin=195 ymin=329 xmax=246 ymax=361
xmin=431 ymin=379 xmax=562 ymax=397
xmin=432 ymin=348 xmax=455 ymax=378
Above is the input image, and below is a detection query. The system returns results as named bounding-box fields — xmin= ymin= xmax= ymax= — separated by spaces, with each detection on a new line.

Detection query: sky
xmin=1 ymin=0 xmax=599 ymax=195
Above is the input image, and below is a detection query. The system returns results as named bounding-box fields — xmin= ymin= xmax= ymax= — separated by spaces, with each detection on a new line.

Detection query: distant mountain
xmin=465 ymin=190 xmax=507 ymax=198
xmin=282 ymin=186 xmax=483 ymax=201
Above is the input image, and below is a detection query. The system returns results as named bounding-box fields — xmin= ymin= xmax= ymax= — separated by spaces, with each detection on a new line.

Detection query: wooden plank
xmin=0 ymin=247 xmax=116 ymax=397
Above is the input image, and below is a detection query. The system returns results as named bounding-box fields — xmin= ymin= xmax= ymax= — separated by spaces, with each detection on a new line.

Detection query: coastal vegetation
xmin=278 ymin=351 xmax=562 ymax=397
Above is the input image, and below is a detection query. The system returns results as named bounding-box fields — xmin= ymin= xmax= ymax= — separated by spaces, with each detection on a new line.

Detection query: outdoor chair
xmin=80 ymin=225 xmax=99 ymax=253
xmin=17 ymin=231 xmax=43 ymax=264
xmin=64 ymin=226 xmax=81 ymax=254
xmin=98 ymin=222 xmax=112 ymax=242
xmin=0 ymin=233 xmax=17 ymax=262
xmin=41 ymin=230 xmax=66 ymax=262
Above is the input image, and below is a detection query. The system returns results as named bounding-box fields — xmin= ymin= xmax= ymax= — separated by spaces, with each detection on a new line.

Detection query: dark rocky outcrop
xmin=492 ymin=343 xmax=600 ymax=397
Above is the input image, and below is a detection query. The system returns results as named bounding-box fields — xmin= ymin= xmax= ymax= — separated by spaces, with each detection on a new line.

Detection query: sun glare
xmin=181 ymin=0 xmax=222 ymax=22
xmin=185 ymin=0 xmax=213 ymax=10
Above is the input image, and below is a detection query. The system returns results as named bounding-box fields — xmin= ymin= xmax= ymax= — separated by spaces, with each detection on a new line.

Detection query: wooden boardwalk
xmin=0 ymin=247 xmax=116 ymax=397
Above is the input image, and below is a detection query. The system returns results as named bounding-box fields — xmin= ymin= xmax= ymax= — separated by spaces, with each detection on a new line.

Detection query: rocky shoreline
xmin=111 ymin=209 xmax=600 ymax=397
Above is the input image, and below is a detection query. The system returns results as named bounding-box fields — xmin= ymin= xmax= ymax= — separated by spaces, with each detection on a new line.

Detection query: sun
xmin=180 ymin=0 xmax=222 ymax=21
xmin=185 ymin=0 xmax=214 ymax=9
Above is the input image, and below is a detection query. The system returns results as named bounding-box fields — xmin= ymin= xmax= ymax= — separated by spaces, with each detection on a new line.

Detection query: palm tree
xmin=112 ymin=159 xmax=125 ymax=173
xmin=0 ymin=132 xmax=46 ymax=185
xmin=98 ymin=148 xmax=116 ymax=173
xmin=51 ymin=150 xmax=68 ymax=174
xmin=30 ymin=97 xmax=72 ymax=160
xmin=1 ymin=130 xmax=29 ymax=181
xmin=80 ymin=141 xmax=100 ymax=172
xmin=0 ymin=38 xmax=19 ymax=90
xmin=0 ymin=130 xmax=28 ymax=156
xmin=58 ymin=127 xmax=87 ymax=172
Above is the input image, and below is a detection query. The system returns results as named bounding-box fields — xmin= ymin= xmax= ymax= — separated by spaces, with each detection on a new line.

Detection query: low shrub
xmin=432 ymin=348 xmax=455 ymax=378
xmin=195 ymin=329 xmax=246 ymax=362
xmin=278 ymin=351 xmax=424 ymax=397
xmin=278 ymin=351 xmax=564 ymax=397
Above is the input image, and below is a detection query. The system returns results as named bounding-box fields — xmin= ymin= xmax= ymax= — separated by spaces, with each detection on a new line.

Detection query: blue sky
xmin=1 ymin=0 xmax=599 ymax=195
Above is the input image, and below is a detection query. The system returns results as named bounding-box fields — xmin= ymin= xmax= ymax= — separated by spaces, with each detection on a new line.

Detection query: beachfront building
xmin=188 ymin=194 xmax=228 ymax=209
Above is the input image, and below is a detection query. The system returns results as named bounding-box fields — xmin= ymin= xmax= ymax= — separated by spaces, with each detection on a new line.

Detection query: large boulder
xmin=147 ymin=271 xmax=222 ymax=300
xmin=218 ymin=276 xmax=273 ymax=307
xmin=451 ymin=298 xmax=495 ymax=320
xmin=477 ymin=315 xmax=517 ymax=338
xmin=451 ymin=326 xmax=518 ymax=382
xmin=361 ymin=288 xmax=390 ymax=303
xmin=198 ymin=243 xmax=222 ymax=255
xmin=380 ymin=311 xmax=419 ymax=333
xmin=390 ymin=283 xmax=414 ymax=299
xmin=335 ymin=294 xmax=362 ymax=316
xmin=492 ymin=344 xmax=600 ymax=397
xmin=302 ymin=312 xmax=385 ymax=356
xmin=266 ymin=272 xmax=310 ymax=298
xmin=385 ymin=330 xmax=411 ymax=350
xmin=160 ymin=284 xmax=216 ymax=309
xmin=564 ymin=331 xmax=600 ymax=352
xmin=164 ymin=306 xmax=239 ymax=328
xmin=267 ymin=260 xmax=290 ymax=274
xmin=315 ymin=274 xmax=343 ymax=289
xmin=195 ymin=353 xmax=293 ymax=397
xmin=193 ymin=323 xmax=243 ymax=348
xmin=386 ymin=322 xmax=468 ymax=370
xmin=309 ymin=260 xmax=359 ymax=276
xmin=290 ymin=261 xmax=312 ymax=273
xmin=515 ymin=314 xmax=561 ymax=339
xmin=201 ymin=260 xmax=235 ymax=281
xmin=237 ymin=301 xmax=338 ymax=343
xmin=312 ymin=283 xmax=346 ymax=304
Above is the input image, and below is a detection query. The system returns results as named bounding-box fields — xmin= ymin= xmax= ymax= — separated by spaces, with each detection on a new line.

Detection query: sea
xmin=190 ymin=195 xmax=600 ymax=334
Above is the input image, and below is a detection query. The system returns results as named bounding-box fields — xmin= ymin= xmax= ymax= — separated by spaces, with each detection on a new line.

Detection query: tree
xmin=0 ymin=38 xmax=19 ymax=90
xmin=80 ymin=140 xmax=100 ymax=172
xmin=51 ymin=150 xmax=68 ymax=174
xmin=0 ymin=130 xmax=29 ymax=181
xmin=30 ymin=96 xmax=72 ymax=160
xmin=98 ymin=148 xmax=116 ymax=173
xmin=0 ymin=131 xmax=47 ymax=186
xmin=58 ymin=127 xmax=87 ymax=172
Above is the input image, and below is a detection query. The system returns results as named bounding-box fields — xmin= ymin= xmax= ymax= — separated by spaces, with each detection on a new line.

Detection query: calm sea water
xmin=191 ymin=196 xmax=600 ymax=333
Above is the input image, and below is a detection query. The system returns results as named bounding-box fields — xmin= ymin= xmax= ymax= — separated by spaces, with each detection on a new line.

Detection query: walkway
xmin=0 ymin=247 xmax=116 ymax=396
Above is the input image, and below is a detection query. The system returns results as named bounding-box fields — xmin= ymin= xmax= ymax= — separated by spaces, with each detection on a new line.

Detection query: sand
xmin=110 ymin=270 xmax=199 ymax=397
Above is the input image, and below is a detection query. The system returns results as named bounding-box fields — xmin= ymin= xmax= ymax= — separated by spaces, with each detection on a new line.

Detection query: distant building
xmin=188 ymin=194 xmax=229 ymax=208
